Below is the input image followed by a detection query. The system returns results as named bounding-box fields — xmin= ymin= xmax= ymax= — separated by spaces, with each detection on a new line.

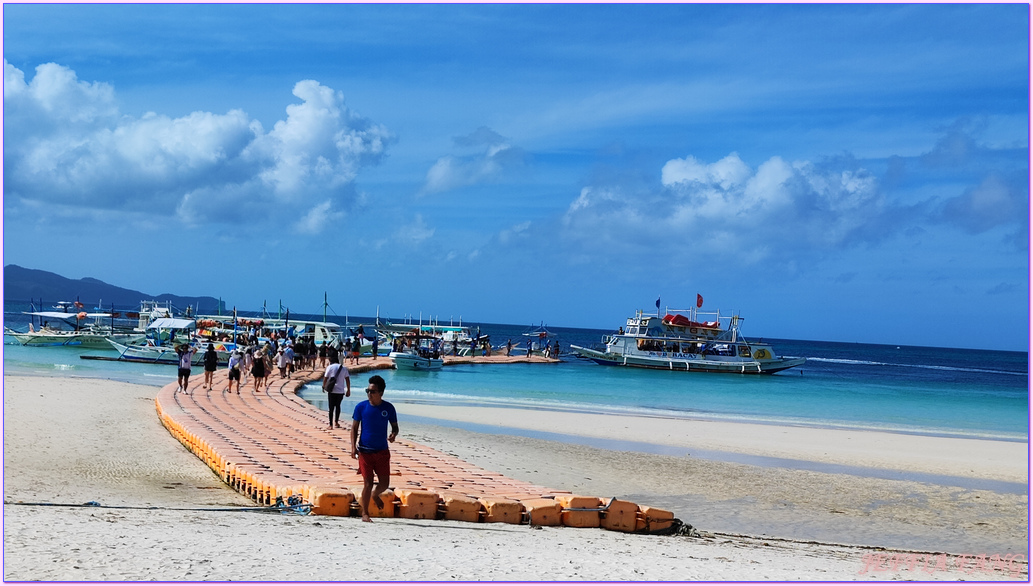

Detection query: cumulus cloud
xmin=293 ymin=200 xmax=345 ymax=235
xmin=899 ymin=121 xmax=1028 ymax=247
xmin=421 ymin=126 xmax=525 ymax=194
xmin=563 ymin=152 xmax=894 ymax=264
xmin=939 ymin=173 xmax=1027 ymax=234
xmin=3 ymin=61 xmax=392 ymax=234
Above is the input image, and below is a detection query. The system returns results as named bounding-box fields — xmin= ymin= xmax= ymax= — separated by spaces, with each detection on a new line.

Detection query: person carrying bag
xmin=322 ymin=356 xmax=351 ymax=430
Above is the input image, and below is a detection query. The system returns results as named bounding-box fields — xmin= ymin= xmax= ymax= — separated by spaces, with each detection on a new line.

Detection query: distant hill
xmin=3 ymin=264 xmax=225 ymax=313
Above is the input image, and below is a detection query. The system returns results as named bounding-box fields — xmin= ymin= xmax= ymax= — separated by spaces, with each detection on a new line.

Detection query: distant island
xmin=3 ymin=264 xmax=225 ymax=313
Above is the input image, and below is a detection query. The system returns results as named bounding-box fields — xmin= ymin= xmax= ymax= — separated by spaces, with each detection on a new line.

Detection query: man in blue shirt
xmin=350 ymin=375 xmax=398 ymax=522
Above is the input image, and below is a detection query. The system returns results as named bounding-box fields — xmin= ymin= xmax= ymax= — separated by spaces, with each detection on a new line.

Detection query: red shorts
xmin=357 ymin=449 xmax=390 ymax=483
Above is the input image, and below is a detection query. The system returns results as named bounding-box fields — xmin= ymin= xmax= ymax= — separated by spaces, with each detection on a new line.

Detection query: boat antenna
xmin=323 ymin=292 xmax=328 ymax=323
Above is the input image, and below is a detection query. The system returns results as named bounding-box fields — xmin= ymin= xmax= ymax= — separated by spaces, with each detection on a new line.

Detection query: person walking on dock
xmin=226 ymin=350 xmax=242 ymax=394
xmin=202 ymin=343 xmax=218 ymax=389
xmin=322 ymin=355 xmax=351 ymax=430
xmin=251 ymin=347 xmax=267 ymax=392
xmin=176 ymin=344 xmax=197 ymax=393
xmin=350 ymin=375 xmax=398 ymax=523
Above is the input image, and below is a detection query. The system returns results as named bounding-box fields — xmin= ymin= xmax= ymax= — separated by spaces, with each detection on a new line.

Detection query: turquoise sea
xmin=4 ymin=309 xmax=1028 ymax=444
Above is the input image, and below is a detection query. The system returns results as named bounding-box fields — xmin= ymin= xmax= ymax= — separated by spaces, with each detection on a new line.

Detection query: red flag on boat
xmin=696 ymin=294 xmax=703 ymax=308
xmin=73 ymin=300 xmax=84 ymax=309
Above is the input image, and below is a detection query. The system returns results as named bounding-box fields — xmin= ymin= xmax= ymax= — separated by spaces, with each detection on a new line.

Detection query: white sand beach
xmin=3 ymin=374 xmax=1028 ymax=581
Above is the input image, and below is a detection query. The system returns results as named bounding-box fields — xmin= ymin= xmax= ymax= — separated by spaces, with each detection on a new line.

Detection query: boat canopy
xmin=147 ymin=318 xmax=196 ymax=330
xmin=24 ymin=311 xmax=113 ymax=319
xmin=662 ymin=314 xmax=720 ymax=329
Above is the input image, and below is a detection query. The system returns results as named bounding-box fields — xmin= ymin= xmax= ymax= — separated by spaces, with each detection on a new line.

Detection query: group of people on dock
xmin=173 ymin=333 xmax=369 ymax=395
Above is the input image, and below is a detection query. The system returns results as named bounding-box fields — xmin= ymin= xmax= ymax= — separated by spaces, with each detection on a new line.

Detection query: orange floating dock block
xmin=440 ymin=492 xmax=483 ymax=523
xmin=479 ymin=497 xmax=523 ymax=524
xmin=395 ymin=488 xmax=440 ymax=519
xmin=521 ymin=498 xmax=563 ymax=526
xmin=350 ymin=487 xmax=395 ymax=518
xmin=600 ymin=498 xmax=639 ymax=532
xmin=309 ymin=487 xmax=356 ymax=516
xmin=636 ymin=505 xmax=675 ymax=532
xmin=556 ymin=495 xmax=602 ymax=528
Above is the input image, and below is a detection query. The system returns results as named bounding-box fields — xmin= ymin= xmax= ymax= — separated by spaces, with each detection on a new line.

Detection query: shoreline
xmin=4 ymin=372 xmax=1029 ymax=579
xmin=389 ymin=403 xmax=1028 ymax=485
xmin=402 ymin=413 xmax=1029 ymax=494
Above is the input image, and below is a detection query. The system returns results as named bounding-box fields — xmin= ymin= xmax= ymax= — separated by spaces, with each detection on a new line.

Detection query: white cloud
xmin=421 ymin=126 xmax=525 ymax=195
xmin=565 ymin=151 xmax=890 ymax=264
xmin=3 ymin=61 xmax=392 ymax=230
xmin=394 ymin=214 xmax=435 ymax=245
xmin=661 ymin=152 xmax=751 ymax=190
xmin=293 ymin=200 xmax=345 ymax=235
xmin=498 ymin=220 xmax=532 ymax=243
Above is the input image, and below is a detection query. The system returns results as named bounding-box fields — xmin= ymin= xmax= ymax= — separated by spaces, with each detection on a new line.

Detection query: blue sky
xmin=3 ymin=3 xmax=1029 ymax=351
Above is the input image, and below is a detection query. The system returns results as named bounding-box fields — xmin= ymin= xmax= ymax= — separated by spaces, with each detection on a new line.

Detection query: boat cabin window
xmin=636 ymin=339 xmax=664 ymax=352
xmin=706 ymin=344 xmax=736 ymax=357
xmin=738 ymin=346 xmax=751 ymax=358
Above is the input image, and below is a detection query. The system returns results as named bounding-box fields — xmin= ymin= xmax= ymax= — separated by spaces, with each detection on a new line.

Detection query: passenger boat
xmin=388 ymin=350 xmax=443 ymax=371
xmin=518 ymin=322 xmax=555 ymax=355
xmin=376 ymin=315 xmax=481 ymax=356
xmin=570 ymin=305 xmax=805 ymax=374
xmin=4 ymin=311 xmax=145 ymax=348
xmin=105 ymin=318 xmax=220 ymax=365
xmin=193 ymin=314 xmax=348 ymax=348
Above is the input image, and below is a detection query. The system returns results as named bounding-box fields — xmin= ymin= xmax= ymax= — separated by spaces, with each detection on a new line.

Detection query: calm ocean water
xmin=4 ymin=309 xmax=1028 ymax=442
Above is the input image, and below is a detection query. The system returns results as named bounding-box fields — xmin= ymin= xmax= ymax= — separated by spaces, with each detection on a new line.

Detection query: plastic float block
xmin=520 ymin=498 xmax=563 ymax=526
xmin=600 ymin=499 xmax=639 ymax=532
xmin=636 ymin=505 xmax=675 ymax=532
xmin=309 ymin=487 xmax=356 ymax=516
xmin=479 ymin=497 xmax=524 ymax=524
xmin=395 ymin=489 xmax=440 ymax=519
xmin=439 ymin=492 xmax=483 ymax=523
xmin=556 ymin=495 xmax=602 ymax=528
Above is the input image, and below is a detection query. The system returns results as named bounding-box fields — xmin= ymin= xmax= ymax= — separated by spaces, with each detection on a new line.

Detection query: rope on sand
xmin=3 ymin=495 xmax=312 ymax=515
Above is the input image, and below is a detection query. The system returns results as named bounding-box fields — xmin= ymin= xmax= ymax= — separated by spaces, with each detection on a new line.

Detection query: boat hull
xmin=107 ymin=340 xmax=232 ymax=366
xmin=570 ymin=345 xmax=805 ymax=375
xmin=389 ymin=351 xmax=443 ymax=371
xmin=4 ymin=329 xmax=144 ymax=349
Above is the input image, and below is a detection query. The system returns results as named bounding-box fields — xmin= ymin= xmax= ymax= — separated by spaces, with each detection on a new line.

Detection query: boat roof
xmin=147 ymin=318 xmax=196 ymax=330
xmin=24 ymin=311 xmax=113 ymax=319
xmin=194 ymin=314 xmax=343 ymax=328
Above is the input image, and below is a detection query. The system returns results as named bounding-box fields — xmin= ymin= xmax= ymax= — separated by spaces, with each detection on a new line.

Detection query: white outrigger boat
xmin=388 ymin=350 xmax=443 ymax=370
xmin=376 ymin=315 xmax=483 ymax=356
xmin=105 ymin=318 xmax=218 ymax=365
xmin=4 ymin=311 xmax=145 ymax=349
xmin=571 ymin=305 xmax=805 ymax=375
xmin=193 ymin=314 xmax=349 ymax=348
